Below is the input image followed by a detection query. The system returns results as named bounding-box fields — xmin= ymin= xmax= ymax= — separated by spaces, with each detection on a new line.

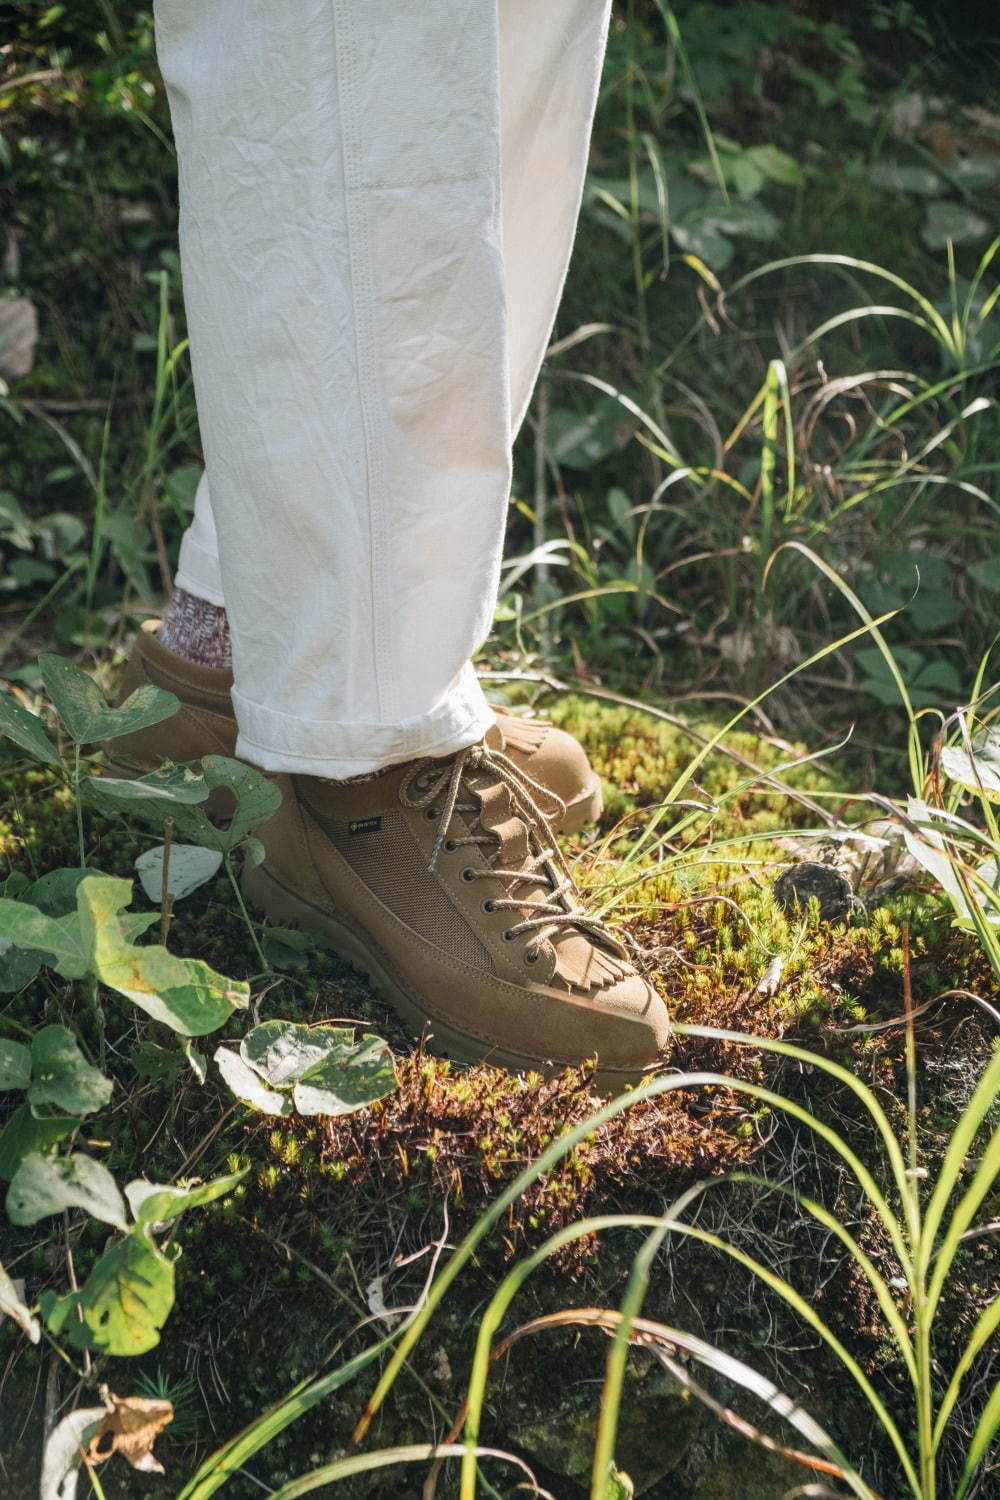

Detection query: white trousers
xmin=155 ymin=0 xmax=611 ymax=776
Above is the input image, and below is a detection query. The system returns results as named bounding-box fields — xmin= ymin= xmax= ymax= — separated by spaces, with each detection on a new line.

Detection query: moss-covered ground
xmin=1 ymin=684 xmax=997 ymax=1499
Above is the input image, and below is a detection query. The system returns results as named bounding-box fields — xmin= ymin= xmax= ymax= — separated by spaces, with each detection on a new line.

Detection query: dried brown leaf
xmin=86 ymin=1389 xmax=173 ymax=1474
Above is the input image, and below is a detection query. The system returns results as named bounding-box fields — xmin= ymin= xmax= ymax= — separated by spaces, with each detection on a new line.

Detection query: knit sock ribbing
xmin=158 ymin=588 xmax=232 ymax=668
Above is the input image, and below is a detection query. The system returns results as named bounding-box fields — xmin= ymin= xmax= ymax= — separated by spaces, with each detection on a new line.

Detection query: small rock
xmin=773 ymin=861 xmax=853 ymax=922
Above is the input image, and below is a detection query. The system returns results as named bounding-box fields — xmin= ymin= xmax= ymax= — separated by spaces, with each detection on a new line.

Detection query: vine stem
xmin=159 ymin=816 xmax=175 ymax=946
xmin=73 ymin=743 xmax=86 ymax=867
xmin=224 ymin=851 xmax=269 ymax=974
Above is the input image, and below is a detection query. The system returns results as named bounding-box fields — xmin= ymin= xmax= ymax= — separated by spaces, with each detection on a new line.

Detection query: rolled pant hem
xmin=231 ymin=664 xmax=496 ymax=777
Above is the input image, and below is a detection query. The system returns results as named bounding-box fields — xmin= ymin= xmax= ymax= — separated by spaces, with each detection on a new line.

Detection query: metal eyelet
xmin=424 ymin=807 xmax=440 ymax=821
xmin=481 ymin=899 xmax=495 ymax=914
xmin=502 ymin=929 xmax=516 ymax=942
xmin=444 ymin=839 xmax=458 ymax=853
xmin=460 ymin=868 xmax=476 ymax=883
xmin=525 ymin=946 xmax=540 ymax=965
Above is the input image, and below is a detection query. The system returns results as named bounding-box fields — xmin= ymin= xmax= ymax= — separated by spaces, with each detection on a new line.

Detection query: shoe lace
xmin=399 ymin=744 xmax=627 ymax=962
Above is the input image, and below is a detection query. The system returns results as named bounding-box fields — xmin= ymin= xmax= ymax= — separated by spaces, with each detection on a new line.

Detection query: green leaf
xmin=125 ymin=1168 xmax=247 ymax=1226
xmin=77 ymin=875 xmax=248 ymax=1035
xmin=604 ymin=1463 xmax=635 ymax=1500
xmin=857 ymin=646 xmax=962 ymax=710
xmin=39 ymin=652 xmax=180 ymax=745
xmin=0 ymin=1105 xmax=78 ymax=1182
xmin=701 ymin=196 xmax=780 ymax=241
xmin=970 ymin=557 xmax=1000 ymax=593
xmin=0 ymin=898 xmax=88 ymax=979
xmin=922 ymin=200 xmax=992 ymax=250
xmin=746 ymin=143 xmax=804 ymax=187
xmin=241 ymin=1020 xmax=341 ymax=1087
xmin=0 ymin=1038 xmax=31 ymax=1091
xmin=135 ymin=843 xmax=223 ymax=902
xmin=0 ymin=942 xmax=43 ymax=994
xmin=940 ymin=728 xmax=1000 ymax=801
xmin=22 ymin=867 xmax=90 ymax=915
xmin=54 ymin=1229 xmax=175 ymax=1356
xmin=87 ymin=761 xmax=211 ymax=825
xmin=6 ymin=1151 xmax=128 ymax=1229
xmin=548 ymin=401 xmax=630 ymax=471
xmin=261 ymin=926 xmax=316 ymax=972
xmin=1 ymin=1257 xmax=40 ymax=1342
xmin=0 ymin=687 xmax=62 ymax=767
xmin=131 ymin=1040 xmax=186 ymax=1085
xmin=239 ymin=1021 xmax=397 ymax=1117
xmin=868 ymin=160 xmax=944 ymax=197
xmin=214 ymin=1045 xmax=292 ymax=1116
xmin=671 ymin=217 xmax=733 ymax=269
xmin=177 ymin=756 xmax=282 ymax=852
xmin=242 ymin=836 xmax=267 ymax=870
xmin=292 ymin=1031 xmax=397 ymax=1118
xmin=28 ymin=1025 xmax=113 ymax=1116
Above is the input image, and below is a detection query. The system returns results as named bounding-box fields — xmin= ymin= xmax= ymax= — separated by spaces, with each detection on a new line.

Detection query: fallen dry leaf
xmin=86 ymin=1388 xmax=173 ymax=1475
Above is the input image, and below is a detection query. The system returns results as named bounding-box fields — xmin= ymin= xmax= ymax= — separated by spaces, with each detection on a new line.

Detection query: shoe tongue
xmin=473 ymin=779 xmax=529 ymax=868
xmin=468 ymin=767 xmax=624 ymax=990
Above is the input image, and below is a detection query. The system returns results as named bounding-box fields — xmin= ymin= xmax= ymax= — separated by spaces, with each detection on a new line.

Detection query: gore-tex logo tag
xmin=348 ymin=817 xmax=382 ymax=836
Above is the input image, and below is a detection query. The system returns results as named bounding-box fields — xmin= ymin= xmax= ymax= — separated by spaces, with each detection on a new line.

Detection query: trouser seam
xmin=332 ymin=0 xmax=392 ymax=723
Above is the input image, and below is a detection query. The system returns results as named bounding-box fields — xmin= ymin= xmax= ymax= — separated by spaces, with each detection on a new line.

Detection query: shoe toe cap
xmin=500 ymin=716 xmax=594 ymax=806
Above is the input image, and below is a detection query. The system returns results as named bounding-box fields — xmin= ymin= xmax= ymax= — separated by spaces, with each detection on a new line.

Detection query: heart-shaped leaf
xmin=214 ymin=1045 xmax=292 ymax=1115
xmin=28 ymin=1025 xmax=112 ymax=1116
xmin=0 ymin=1105 xmax=78 ymax=1182
xmin=6 ymin=1151 xmax=128 ymax=1229
xmin=0 ymin=687 xmax=63 ymax=767
xmin=135 ymin=843 xmax=223 ymax=902
xmin=170 ymin=756 xmax=282 ymax=853
xmin=45 ymin=1229 xmax=174 ymax=1355
xmin=125 ymin=1168 xmax=246 ymax=1226
xmin=39 ymin=653 xmax=180 ymax=745
xmin=0 ymin=1038 xmax=31 ymax=1091
xmin=0 ymin=1257 xmax=40 ymax=1342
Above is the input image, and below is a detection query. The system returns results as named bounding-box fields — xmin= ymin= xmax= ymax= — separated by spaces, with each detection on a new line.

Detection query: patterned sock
xmin=158 ymin=588 xmax=232 ymax=669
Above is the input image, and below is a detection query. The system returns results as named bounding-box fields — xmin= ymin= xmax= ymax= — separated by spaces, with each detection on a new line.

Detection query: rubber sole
xmin=243 ymin=860 xmax=652 ymax=1094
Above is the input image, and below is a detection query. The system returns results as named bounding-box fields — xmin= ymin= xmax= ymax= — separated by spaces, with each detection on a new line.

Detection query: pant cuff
xmin=232 ymin=660 xmax=496 ymax=777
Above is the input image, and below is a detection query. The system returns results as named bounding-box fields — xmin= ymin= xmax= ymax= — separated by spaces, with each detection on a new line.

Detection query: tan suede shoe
xmin=245 ymin=745 xmax=670 ymax=1083
xmin=109 ymin=621 xmax=603 ymax=833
